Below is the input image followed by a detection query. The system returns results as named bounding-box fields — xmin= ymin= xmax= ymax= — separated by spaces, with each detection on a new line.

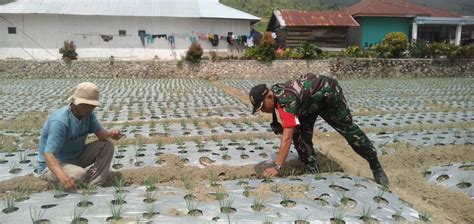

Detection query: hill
xmin=220 ymin=0 xmax=474 ymax=18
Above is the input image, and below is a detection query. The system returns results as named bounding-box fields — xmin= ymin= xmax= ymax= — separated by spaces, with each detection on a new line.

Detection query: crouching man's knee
xmin=42 ymin=164 xmax=87 ymax=187
xmin=69 ymin=167 xmax=87 ymax=185
xmin=100 ymin=139 xmax=115 ymax=157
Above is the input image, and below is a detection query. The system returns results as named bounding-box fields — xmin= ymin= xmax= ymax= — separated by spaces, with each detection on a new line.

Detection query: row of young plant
xmin=112 ymin=119 xmax=270 ymax=139
xmin=2 ymin=172 xmax=430 ymax=223
xmin=424 ymin=162 xmax=474 ymax=200
xmin=111 ymin=137 xmax=281 ymax=169
xmin=221 ymin=78 xmax=474 ymax=112
xmin=0 ymin=78 xmax=247 ymax=123
xmin=0 ymin=136 xmax=281 ymax=180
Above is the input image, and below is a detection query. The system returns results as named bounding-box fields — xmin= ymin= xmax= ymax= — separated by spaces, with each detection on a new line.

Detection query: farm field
xmin=0 ymin=77 xmax=473 ymax=223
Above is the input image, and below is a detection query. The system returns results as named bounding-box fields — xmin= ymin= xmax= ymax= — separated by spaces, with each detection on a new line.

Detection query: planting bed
xmin=425 ymin=162 xmax=474 ymax=200
xmin=221 ymin=78 xmax=474 ymax=113
xmin=113 ymin=120 xmax=270 ymax=139
xmin=0 ymin=174 xmax=422 ymax=223
xmin=369 ymin=128 xmax=474 ymax=154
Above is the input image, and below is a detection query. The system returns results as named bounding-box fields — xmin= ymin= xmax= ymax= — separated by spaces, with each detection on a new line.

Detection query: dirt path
xmin=314 ymin=132 xmax=474 ymax=223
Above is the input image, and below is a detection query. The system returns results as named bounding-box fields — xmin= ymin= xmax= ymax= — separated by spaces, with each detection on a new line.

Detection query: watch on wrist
xmin=274 ymin=163 xmax=282 ymax=172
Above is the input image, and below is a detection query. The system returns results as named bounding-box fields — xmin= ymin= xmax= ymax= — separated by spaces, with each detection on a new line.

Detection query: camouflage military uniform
xmin=271 ymin=73 xmax=380 ymax=172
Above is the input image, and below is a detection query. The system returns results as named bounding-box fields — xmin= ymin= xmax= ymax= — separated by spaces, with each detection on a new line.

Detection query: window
xmin=8 ymin=27 xmax=16 ymax=34
xmin=138 ymin=30 xmax=146 ymax=36
xmin=119 ymin=30 xmax=126 ymax=36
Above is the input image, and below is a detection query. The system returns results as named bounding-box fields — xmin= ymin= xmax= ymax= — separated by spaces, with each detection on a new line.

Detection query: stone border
xmin=0 ymin=59 xmax=473 ymax=79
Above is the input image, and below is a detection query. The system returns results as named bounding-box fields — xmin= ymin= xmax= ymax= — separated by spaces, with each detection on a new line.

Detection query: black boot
xmin=372 ymin=167 xmax=389 ymax=187
xmin=368 ymin=158 xmax=389 ymax=187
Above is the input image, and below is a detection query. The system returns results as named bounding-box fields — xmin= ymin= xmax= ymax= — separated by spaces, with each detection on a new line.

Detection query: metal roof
xmin=0 ymin=0 xmax=260 ymax=21
xmin=345 ymin=0 xmax=460 ymax=18
xmin=277 ymin=9 xmax=359 ymax=27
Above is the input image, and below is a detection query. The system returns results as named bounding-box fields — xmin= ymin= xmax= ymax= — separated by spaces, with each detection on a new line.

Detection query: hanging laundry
xmin=226 ymin=32 xmax=234 ymax=46
xmin=138 ymin=31 xmax=146 ymax=47
xmin=101 ymin=35 xmax=113 ymax=42
xmin=252 ymin=34 xmax=262 ymax=45
xmin=198 ymin=33 xmax=207 ymax=41
xmin=152 ymin=34 xmax=167 ymax=40
xmin=189 ymin=35 xmax=197 ymax=44
xmin=211 ymin=34 xmax=219 ymax=46
xmin=247 ymin=37 xmax=254 ymax=47
xmin=242 ymin=35 xmax=248 ymax=46
xmin=168 ymin=35 xmax=175 ymax=48
xmin=235 ymin=36 xmax=242 ymax=45
xmin=146 ymin=34 xmax=154 ymax=44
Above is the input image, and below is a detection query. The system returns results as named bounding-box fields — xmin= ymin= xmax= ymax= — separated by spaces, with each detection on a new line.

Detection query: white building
xmin=0 ymin=0 xmax=260 ymax=60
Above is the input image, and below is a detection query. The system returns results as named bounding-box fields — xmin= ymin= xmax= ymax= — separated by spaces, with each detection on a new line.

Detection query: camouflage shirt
xmin=271 ymin=73 xmax=337 ymax=117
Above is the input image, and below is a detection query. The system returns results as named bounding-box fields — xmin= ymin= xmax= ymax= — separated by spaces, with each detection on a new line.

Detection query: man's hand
xmin=44 ymin=152 xmax=75 ymax=189
xmin=58 ymin=173 xmax=75 ymax=189
xmin=96 ymin=129 xmax=121 ymax=140
xmin=263 ymin=167 xmax=279 ymax=177
xmin=110 ymin=129 xmax=121 ymax=140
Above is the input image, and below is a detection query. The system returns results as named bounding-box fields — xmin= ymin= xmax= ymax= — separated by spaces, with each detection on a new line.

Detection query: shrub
xmin=244 ymin=32 xmax=277 ymax=62
xmin=457 ymin=44 xmax=474 ymax=59
xmin=288 ymin=48 xmax=304 ymax=59
xmin=185 ymin=43 xmax=203 ymax=63
xmin=59 ymin=41 xmax=78 ymax=63
xmin=295 ymin=42 xmax=322 ymax=59
xmin=408 ymin=40 xmax=431 ymax=58
xmin=321 ymin=51 xmax=350 ymax=59
xmin=373 ymin=32 xmax=408 ymax=58
xmin=430 ymin=42 xmax=459 ymax=59
xmin=345 ymin=45 xmax=364 ymax=58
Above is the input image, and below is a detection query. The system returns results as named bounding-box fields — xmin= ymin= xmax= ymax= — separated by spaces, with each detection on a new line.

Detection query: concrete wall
xmin=0 ymin=14 xmax=251 ymax=60
xmin=1 ymin=59 xmax=472 ymax=80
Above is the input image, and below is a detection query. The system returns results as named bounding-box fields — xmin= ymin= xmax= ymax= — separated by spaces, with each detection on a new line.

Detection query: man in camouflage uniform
xmin=249 ymin=73 xmax=389 ymax=186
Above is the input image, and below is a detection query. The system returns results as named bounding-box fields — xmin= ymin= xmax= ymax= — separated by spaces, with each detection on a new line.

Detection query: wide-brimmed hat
xmin=249 ymin=84 xmax=269 ymax=114
xmin=68 ymin=82 xmax=100 ymax=106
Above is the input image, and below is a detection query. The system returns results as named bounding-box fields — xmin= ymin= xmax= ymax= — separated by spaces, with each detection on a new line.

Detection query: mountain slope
xmin=220 ymin=0 xmax=474 ymax=17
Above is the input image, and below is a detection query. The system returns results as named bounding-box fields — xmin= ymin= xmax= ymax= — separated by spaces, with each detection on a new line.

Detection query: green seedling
xmin=181 ymin=174 xmax=194 ymax=191
xmin=360 ymin=206 xmax=374 ymax=222
xmin=112 ymin=191 xmax=127 ymax=205
xmin=70 ymin=206 xmax=87 ymax=224
xmin=143 ymin=190 xmax=158 ymax=203
xmin=108 ymin=203 xmax=125 ymax=221
xmin=145 ymin=175 xmax=158 ymax=192
xmin=53 ymin=184 xmax=68 ymax=198
xmin=29 ymin=205 xmax=47 ymax=223
xmin=251 ymin=193 xmax=265 ymax=211
xmin=208 ymin=171 xmax=220 ymax=187
xmin=2 ymin=192 xmax=18 ymax=213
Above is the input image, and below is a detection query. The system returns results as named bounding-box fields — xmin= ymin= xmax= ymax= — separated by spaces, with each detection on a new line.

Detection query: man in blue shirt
xmin=38 ymin=82 xmax=121 ymax=189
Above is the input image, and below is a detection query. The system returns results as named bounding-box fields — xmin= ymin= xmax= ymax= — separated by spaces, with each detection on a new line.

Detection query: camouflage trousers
xmin=292 ymin=80 xmax=380 ymax=173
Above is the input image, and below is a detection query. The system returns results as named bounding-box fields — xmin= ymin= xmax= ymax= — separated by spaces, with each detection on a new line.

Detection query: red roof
xmin=345 ymin=0 xmax=460 ymax=18
xmin=279 ymin=9 xmax=359 ymax=27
